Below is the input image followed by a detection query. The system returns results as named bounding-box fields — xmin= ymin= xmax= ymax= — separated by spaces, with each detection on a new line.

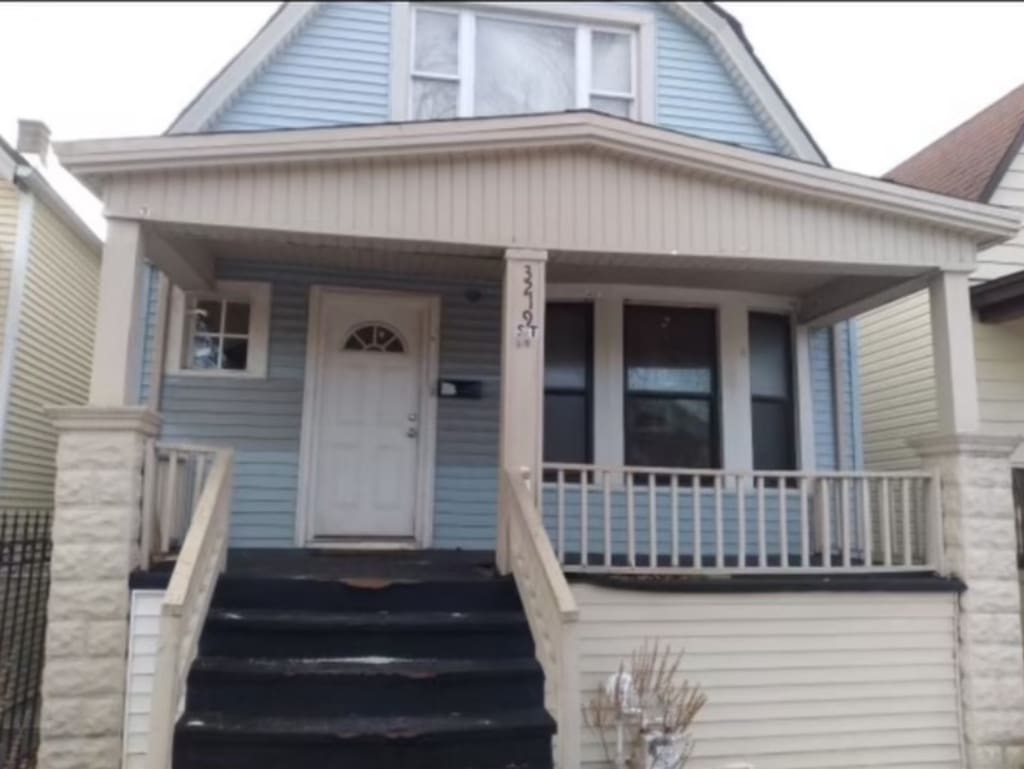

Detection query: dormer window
xmin=410 ymin=6 xmax=637 ymax=121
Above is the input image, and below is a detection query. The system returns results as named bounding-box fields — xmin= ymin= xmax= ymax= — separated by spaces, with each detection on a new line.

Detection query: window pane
xmin=413 ymin=78 xmax=458 ymax=120
xmin=224 ymin=302 xmax=251 ymax=335
xmin=191 ymin=335 xmax=219 ymax=370
xmin=414 ymin=10 xmax=458 ymax=75
xmin=625 ymin=397 xmax=713 ymax=468
xmin=221 ymin=338 xmax=249 ymax=371
xmin=590 ymin=96 xmax=631 ymax=118
xmin=544 ymin=393 xmax=589 ymax=464
xmin=749 ymin=313 xmax=791 ymax=398
xmin=752 ymin=400 xmax=794 ymax=470
xmin=475 ymin=16 xmax=575 ymax=116
xmin=545 ymin=303 xmax=591 ymax=390
xmin=591 ymin=31 xmax=631 ymax=94
xmin=625 ymin=306 xmax=716 ymax=394
xmin=194 ymin=299 xmax=221 ymax=335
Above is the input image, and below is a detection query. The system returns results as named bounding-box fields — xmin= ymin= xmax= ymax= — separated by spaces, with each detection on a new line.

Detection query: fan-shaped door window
xmin=343 ymin=323 xmax=406 ymax=353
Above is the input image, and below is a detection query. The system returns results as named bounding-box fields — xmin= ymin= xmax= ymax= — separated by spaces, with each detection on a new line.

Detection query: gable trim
xmin=673 ymin=3 xmax=826 ymax=165
xmin=167 ymin=2 xmax=320 ymax=135
xmin=981 ymin=121 xmax=1024 ymax=203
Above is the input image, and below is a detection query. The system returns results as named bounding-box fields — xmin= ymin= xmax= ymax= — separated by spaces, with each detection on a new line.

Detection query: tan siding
xmin=858 ymin=290 xmax=938 ymax=470
xmin=573 ymin=584 xmax=961 ymax=769
xmin=102 ymin=149 xmax=978 ymax=272
xmin=975 ymin=315 xmax=1024 ymax=464
xmin=0 ymin=181 xmax=21 ymax=364
xmin=0 ymin=199 xmax=100 ymax=506
xmin=975 ymin=147 xmax=1024 ymax=282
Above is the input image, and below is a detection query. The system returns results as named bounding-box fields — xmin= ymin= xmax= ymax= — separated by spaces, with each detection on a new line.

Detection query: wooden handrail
xmin=147 ymin=448 xmax=234 ymax=769
xmin=504 ymin=466 xmax=580 ymax=769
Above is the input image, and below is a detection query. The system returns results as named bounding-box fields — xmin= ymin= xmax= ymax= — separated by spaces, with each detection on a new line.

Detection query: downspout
xmin=146 ymin=270 xmax=171 ymax=411
xmin=847 ymin=320 xmax=863 ymax=470
xmin=0 ymin=184 xmax=36 ymax=479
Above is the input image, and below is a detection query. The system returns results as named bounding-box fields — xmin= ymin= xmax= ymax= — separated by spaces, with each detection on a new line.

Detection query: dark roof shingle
xmin=885 ymin=83 xmax=1024 ymax=202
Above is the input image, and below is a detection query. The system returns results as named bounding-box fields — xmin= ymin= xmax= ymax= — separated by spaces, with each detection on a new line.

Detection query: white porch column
xmin=930 ymin=271 xmax=981 ymax=434
xmin=90 ymin=219 xmax=147 ymax=407
xmin=38 ymin=407 xmax=160 ymax=769
xmin=497 ymin=248 xmax=547 ymax=573
xmin=911 ymin=272 xmax=1024 ymax=769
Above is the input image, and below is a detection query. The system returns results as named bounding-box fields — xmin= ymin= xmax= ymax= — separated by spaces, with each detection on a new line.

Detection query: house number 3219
xmin=515 ymin=264 xmax=539 ymax=348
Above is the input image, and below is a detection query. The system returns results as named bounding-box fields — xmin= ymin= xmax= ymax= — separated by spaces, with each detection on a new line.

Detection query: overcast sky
xmin=2 ymin=1 xmax=1023 ymax=230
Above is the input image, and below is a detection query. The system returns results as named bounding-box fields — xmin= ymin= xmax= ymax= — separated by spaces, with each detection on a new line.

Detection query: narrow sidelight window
xmin=624 ymin=305 xmax=719 ymax=469
xmin=543 ymin=303 xmax=594 ymax=466
xmin=749 ymin=313 xmax=796 ymax=471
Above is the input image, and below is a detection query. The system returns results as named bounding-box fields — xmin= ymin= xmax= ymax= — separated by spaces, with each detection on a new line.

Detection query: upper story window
xmin=411 ymin=6 xmax=637 ymax=121
xmin=166 ymin=281 xmax=271 ymax=378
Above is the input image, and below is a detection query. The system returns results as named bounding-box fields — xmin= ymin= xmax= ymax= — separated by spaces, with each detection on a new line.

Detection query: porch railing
xmin=146 ymin=448 xmax=234 ymax=769
xmin=503 ymin=467 xmax=580 ymax=769
xmin=141 ymin=442 xmax=222 ymax=568
xmin=542 ymin=464 xmax=943 ymax=574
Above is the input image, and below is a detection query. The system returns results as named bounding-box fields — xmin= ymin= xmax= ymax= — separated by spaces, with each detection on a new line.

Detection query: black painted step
xmin=186 ymin=656 xmax=545 ymax=717
xmin=212 ymin=575 xmax=523 ymax=613
xmin=199 ymin=608 xmax=534 ymax=658
xmin=173 ymin=709 xmax=556 ymax=769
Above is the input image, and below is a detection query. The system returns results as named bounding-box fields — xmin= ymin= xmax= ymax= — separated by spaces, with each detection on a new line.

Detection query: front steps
xmin=172 ymin=552 xmax=555 ymax=769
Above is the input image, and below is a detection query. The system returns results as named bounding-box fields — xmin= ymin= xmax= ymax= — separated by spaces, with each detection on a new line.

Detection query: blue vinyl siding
xmin=210 ymin=3 xmax=780 ymax=155
xmin=146 ymin=259 xmax=501 ymax=548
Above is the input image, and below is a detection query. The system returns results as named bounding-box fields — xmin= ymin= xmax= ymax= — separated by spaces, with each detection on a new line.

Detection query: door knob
xmin=407 ymin=426 xmax=419 ymax=438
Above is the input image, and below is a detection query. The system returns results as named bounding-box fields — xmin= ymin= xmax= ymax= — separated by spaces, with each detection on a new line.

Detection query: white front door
xmin=307 ymin=291 xmax=431 ymax=542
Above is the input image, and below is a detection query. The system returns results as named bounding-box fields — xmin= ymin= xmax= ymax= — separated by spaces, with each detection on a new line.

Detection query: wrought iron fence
xmin=0 ymin=511 xmax=52 ymax=769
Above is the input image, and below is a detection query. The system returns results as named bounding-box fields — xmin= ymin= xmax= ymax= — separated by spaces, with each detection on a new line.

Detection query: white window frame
xmin=395 ymin=2 xmax=654 ymax=123
xmin=547 ymin=284 xmax=816 ymax=473
xmin=165 ymin=280 xmax=271 ymax=379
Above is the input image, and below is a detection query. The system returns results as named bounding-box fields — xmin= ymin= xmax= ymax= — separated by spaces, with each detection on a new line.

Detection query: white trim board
xmin=295 ymin=285 xmax=440 ymax=548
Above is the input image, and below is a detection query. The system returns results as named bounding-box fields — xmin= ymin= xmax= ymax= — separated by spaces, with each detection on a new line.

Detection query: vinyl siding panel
xmin=858 ymin=291 xmax=938 ymax=471
xmin=0 ymin=181 xmax=19 ymax=367
xmin=573 ymin=584 xmax=961 ymax=769
xmin=974 ymin=315 xmax=1024 ymax=464
xmin=211 ymin=2 xmax=780 ymax=154
xmin=153 ymin=258 xmax=501 ymax=548
xmin=123 ymin=590 xmax=163 ymax=769
xmin=975 ymin=147 xmax=1024 ymax=282
xmin=0 ymin=200 xmax=100 ymax=506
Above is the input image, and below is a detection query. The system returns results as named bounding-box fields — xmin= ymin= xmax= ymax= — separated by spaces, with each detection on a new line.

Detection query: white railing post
xmin=926 ymin=469 xmax=945 ymax=573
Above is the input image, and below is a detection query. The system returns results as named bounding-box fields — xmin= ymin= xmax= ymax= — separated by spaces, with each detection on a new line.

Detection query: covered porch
xmin=48 ymin=112 xmax=1021 ymax=769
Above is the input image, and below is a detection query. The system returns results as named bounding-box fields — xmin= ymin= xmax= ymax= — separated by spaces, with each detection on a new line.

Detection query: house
xmin=860 ymin=83 xmax=1024 ymax=472
xmin=0 ymin=121 xmax=101 ymax=510
xmin=36 ymin=4 xmax=1024 ymax=769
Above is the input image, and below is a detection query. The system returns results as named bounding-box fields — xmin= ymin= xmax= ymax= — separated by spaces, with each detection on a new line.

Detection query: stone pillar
xmin=497 ymin=248 xmax=547 ymax=573
xmin=38 ymin=406 xmax=160 ymax=769
xmin=913 ymin=433 xmax=1024 ymax=769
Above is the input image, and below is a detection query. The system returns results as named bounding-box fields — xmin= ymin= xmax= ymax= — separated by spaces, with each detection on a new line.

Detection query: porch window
xmin=166 ymin=281 xmax=271 ymax=378
xmin=543 ymin=303 xmax=594 ymax=466
xmin=623 ymin=305 xmax=718 ymax=469
xmin=411 ymin=6 xmax=637 ymax=121
xmin=749 ymin=313 xmax=796 ymax=471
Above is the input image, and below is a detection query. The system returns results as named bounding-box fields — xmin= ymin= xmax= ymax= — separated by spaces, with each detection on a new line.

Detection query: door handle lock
xmin=407 ymin=426 xmax=419 ymax=438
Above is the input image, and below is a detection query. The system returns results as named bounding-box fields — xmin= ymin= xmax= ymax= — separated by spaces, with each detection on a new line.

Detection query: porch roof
xmin=57 ymin=112 xmax=1020 ymax=324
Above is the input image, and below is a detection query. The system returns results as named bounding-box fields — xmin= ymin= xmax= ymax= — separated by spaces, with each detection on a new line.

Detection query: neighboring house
xmin=0 ymin=121 xmax=101 ymax=509
xmin=860 ymin=83 xmax=1024 ymax=471
xmin=35 ymin=4 xmax=1024 ymax=769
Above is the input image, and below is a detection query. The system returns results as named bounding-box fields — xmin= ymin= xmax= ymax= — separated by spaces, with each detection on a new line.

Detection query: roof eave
xmin=56 ymin=113 xmax=1019 ymax=247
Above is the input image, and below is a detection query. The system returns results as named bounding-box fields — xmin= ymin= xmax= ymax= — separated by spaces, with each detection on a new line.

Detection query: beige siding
xmin=0 ymin=180 xmax=20 ymax=364
xmin=0 ymin=199 xmax=100 ymax=506
xmin=975 ymin=147 xmax=1024 ymax=282
xmin=975 ymin=315 xmax=1024 ymax=463
xmin=102 ymin=148 xmax=977 ymax=272
xmin=573 ymin=583 xmax=961 ymax=769
xmin=858 ymin=290 xmax=938 ymax=470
